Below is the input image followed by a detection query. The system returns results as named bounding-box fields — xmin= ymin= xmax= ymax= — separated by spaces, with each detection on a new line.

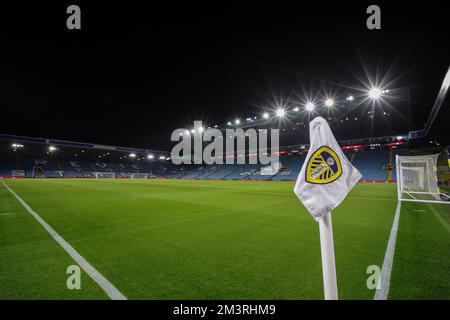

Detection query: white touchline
xmin=374 ymin=201 xmax=401 ymax=300
xmin=0 ymin=180 xmax=127 ymax=300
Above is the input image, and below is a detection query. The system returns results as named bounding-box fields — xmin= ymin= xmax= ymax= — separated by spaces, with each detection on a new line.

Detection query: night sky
xmin=0 ymin=2 xmax=448 ymax=150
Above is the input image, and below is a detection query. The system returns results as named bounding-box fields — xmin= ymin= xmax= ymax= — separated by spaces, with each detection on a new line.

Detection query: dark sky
xmin=0 ymin=2 xmax=448 ymax=150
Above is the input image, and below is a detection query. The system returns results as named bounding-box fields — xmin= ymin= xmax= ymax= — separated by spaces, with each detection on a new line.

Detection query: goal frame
xmin=396 ymin=154 xmax=449 ymax=204
xmin=130 ymin=173 xmax=149 ymax=179
xmin=93 ymin=172 xmax=116 ymax=179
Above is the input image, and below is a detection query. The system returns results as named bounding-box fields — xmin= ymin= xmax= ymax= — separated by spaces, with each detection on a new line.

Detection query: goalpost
xmin=93 ymin=172 xmax=116 ymax=179
xmin=131 ymin=173 xmax=148 ymax=179
xmin=396 ymin=153 xmax=450 ymax=204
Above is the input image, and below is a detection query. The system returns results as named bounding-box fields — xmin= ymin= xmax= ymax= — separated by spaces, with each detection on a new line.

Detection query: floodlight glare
xmin=347 ymin=95 xmax=354 ymax=101
xmin=235 ymin=119 xmax=240 ymax=125
xmin=227 ymin=121 xmax=232 ymax=126
xmin=197 ymin=127 xmax=204 ymax=133
xmin=190 ymin=129 xmax=195 ymax=134
xmin=185 ymin=130 xmax=190 ymax=135
xmin=305 ymin=102 xmax=315 ymax=111
xmin=275 ymin=108 xmax=286 ymax=118
xmin=368 ymin=87 xmax=382 ymax=99
xmin=159 ymin=156 xmax=166 ymax=160
xmin=293 ymin=107 xmax=299 ymax=112
xmin=129 ymin=153 xmax=136 ymax=158
xmin=325 ymin=99 xmax=334 ymax=107
xmin=262 ymin=112 xmax=270 ymax=119
xmin=147 ymin=154 xmax=154 ymax=159
xmin=48 ymin=146 xmax=57 ymax=152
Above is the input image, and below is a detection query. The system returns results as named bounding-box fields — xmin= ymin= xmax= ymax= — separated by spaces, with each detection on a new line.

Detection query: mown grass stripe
xmin=0 ymin=180 xmax=127 ymax=300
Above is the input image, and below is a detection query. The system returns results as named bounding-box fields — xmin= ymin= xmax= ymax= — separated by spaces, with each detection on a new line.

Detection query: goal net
xmin=131 ymin=173 xmax=148 ymax=179
xmin=396 ymin=153 xmax=449 ymax=204
xmin=93 ymin=172 xmax=116 ymax=179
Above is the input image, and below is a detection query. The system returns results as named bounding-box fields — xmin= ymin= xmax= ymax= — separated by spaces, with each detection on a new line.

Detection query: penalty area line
xmin=374 ymin=201 xmax=401 ymax=300
xmin=0 ymin=180 xmax=127 ymax=300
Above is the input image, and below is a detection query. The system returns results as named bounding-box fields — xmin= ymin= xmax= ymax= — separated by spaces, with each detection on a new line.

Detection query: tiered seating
xmin=203 ymin=166 xmax=236 ymax=179
xmin=0 ymin=147 xmax=409 ymax=181
xmin=220 ymin=164 xmax=259 ymax=180
xmin=272 ymin=155 xmax=306 ymax=180
xmin=0 ymin=152 xmax=20 ymax=177
xmin=352 ymin=150 xmax=388 ymax=181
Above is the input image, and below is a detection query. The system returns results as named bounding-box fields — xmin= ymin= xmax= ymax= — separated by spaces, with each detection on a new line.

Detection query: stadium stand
xmin=351 ymin=149 xmax=389 ymax=181
xmin=0 ymin=134 xmax=416 ymax=182
xmin=0 ymin=148 xmax=400 ymax=181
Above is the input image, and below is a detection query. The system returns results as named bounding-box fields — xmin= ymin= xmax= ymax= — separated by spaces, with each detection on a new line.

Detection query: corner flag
xmin=294 ymin=116 xmax=362 ymax=221
xmin=293 ymin=116 xmax=362 ymax=300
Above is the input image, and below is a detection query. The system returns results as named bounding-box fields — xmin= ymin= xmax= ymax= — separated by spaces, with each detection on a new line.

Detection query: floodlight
xmin=190 ymin=129 xmax=195 ymax=134
xmin=368 ymin=87 xmax=382 ymax=99
xmin=147 ymin=154 xmax=154 ymax=159
xmin=49 ymin=146 xmax=57 ymax=152
xmin=325 ymin=99 xmax=334 ymax=107
xmin=305 ymin=102 xmax=315 ymax=111
xmin=347 ymin=95 xmax=354 ymax=101
xmin=197 ymin=127 xmax=204 ymax=133
xmin=235 ymin=119 xmax=240 ymax=125
xmin=262 ymin=112 xmax=270 ymax=119
xmin=129 ymin=153 xmax=136 ymax=158
xmin=275 ymin=108 xmax=286 ymax=118
xmin=227 ymin=121 xmax=232 ymax=126
xmin=293 ymin=107 xmax=299 ymax=112
xmin=159 ymin=156 xmax=166 ymax=160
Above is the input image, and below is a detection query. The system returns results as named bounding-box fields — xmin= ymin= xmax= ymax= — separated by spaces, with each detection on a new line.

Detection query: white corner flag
xmin=294 ymin=116 xmax=362 ymax=300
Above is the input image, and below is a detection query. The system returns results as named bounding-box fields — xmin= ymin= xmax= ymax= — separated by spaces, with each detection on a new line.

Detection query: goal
xmin=131 ymin=173 xmax=148 ymax=179
xmin=396 ymin=153 xmax=449 ymax=204
xmin=93 ymin=172 xmax=116 ymax=179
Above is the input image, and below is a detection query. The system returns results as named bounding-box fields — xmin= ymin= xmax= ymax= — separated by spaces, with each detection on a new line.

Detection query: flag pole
xmin=318 ymin=212 xmax=338 ymax=300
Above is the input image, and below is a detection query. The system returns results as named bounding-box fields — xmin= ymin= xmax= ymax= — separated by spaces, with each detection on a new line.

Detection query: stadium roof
xmin=0 ymin=133 xmax=169 ymax=155
xmin=0 ymin=3 xmax=448 ymax=149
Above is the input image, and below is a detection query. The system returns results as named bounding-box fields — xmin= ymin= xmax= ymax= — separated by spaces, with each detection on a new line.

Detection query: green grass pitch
xmin=0 ymin=179 xmax=448 ymax=299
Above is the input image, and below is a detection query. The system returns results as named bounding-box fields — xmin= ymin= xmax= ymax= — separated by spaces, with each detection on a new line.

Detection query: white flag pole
xmin=318 ymin=212 xmax=338 ymax=300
